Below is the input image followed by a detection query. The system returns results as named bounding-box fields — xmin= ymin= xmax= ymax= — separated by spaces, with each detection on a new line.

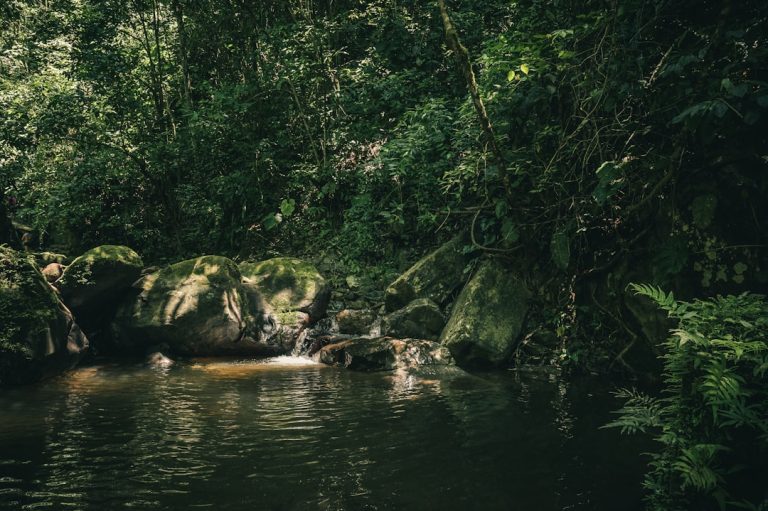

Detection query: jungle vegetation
xmin=1 ymin=1 xmax=767 ymax=508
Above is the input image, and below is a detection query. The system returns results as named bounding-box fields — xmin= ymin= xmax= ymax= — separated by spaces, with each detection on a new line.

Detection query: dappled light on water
xmin=0 ymin=361 xmax=648 ymax=510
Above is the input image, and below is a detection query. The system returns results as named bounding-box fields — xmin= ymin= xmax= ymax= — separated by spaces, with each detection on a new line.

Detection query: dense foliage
xmin=1 ymin=1 xmax=767 ymax=366
xmin=609 ymin=285 xmax=768 ymax=510
xmin=0 ymin=247 xmax=59 ymax=369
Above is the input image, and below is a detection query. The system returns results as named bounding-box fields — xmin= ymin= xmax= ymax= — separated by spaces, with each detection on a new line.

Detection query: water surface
xmin=0 ymin=358 xmax=648 ymax=510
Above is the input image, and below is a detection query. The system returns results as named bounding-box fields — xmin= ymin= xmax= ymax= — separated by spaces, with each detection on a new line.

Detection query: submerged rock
xmin=113 ymin=255 xmax=255 ymax=356
xmin=0 ymin=247 xmax=88 ymax=385
xmin=440 ymin=259 xmax=530 ymax=366
xmin=58 ymin=245 xmax=143 ymax=311
xmin=384 ymin=235 xmax=471 ymax=312
xmin=146 ymin=351 xmax=174 ymax=368
xmin=381 ymin=298 xmax=445 ymax=340
xmin=336 ymin=308 xmax=376 ymax=335
xmin=318 ymin=337 xmax=453 ymax=371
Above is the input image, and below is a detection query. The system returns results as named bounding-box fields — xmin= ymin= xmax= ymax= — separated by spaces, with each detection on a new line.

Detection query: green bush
xmin=608 ymin=285 xmax=768 ymax=510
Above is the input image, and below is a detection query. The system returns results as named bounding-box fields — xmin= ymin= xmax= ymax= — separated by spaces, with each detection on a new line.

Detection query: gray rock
xmin=384 ymin=235 xmax=471 ymax=312
xmin=239 ymin=257 xmax=331 ymax=323
xmin=58 ymin=245 xmax=143 ymax=311
xmin=336 ymin=309 xmax=376 ymax=335
xmin=381 ymin=298 xmax=445 ymax=340
xmin=113 ymin=256 xmax=255 ymax=356
xmin=318 ymin=337 xmax=453 ymax=371
xmin=440 ymin=259 xmax=530 ymax=366
xmin=146 ymin=352 xmax=174 ymax=368
xmin=239 ymin=257 xmax=331 ymax=351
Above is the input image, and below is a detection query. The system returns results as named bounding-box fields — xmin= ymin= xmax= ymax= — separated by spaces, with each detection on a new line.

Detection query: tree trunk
xmin=172 ymin=0 xmax=191 ymax=102
xmin=437 ymin=0 xmax=504 ymax=166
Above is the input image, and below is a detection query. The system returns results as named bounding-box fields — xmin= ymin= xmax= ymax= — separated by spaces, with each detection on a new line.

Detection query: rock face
xmin=384 ymin=235 xmax=470 ymax=312
xmin=112 ymin=255 xmax=331 ymax=357
xmin=0 ymin=247 xmax=88 ymax=385
xmin=440 ymin=259 xmax=530 ymax=366
xmin=239 ymin=258 xmax=331 ymax=350
xmin=113 ymin=256 xmax=255 ymax=355
xmin=381 ymin=298 xmax=445 ymax=340
xmin=319 ymin=337 xmax=453 ymax=371
xmin=58 ymin=245 xmax=143 ymax=311
xmin=336 ymin=309 xmax=376 ymax=335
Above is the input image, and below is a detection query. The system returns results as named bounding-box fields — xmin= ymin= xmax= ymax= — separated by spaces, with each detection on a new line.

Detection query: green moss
xmin=384 ymin=235 xmax=472 ymax=312
xmin=440 ymin=259 xmax=530 ymax=366
xmin=239 ymin=257 xmax=325 ymax=312
xmin=159 ymin=255 xmax=241 ymax=287
xmin=113 ymin=255 xmax=249 ymax=354
xmin=59 ymin=245 xmax=143 ymax=288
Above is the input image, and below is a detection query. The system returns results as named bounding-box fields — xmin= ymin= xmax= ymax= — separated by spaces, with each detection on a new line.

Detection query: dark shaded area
xmin=0 ymin=363 xmax=650 ymax=510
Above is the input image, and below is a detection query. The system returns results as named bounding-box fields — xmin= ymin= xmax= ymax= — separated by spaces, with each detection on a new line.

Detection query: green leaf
xmin=280 ymin=198 xmax=296 ymax=217
xmin=550 ymin=230 xmax=570 ymax=270
xmin=501 ymin=218 xmax=519 ymax=243
xmin=262 ymin=213 xmax=279 ymax=231
xmin=507 ymin=70 xmax=517 ymax=81
xmin=690 ymin=194 xmax=717 ymax=229
xmin=592 ymin=160 xmax=626 ymax=205
xmin=520 ymin=63 xmax=530 ymax=75
xmin=494 ymin=199 xmax=508 ymax=218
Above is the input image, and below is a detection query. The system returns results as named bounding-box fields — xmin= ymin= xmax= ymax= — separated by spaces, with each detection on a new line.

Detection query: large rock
xmin=239 ymin=258 xmax=331 ymax=349
xmin=239 ymin=258 xmax=330 ymax=322
xmin=381 ymin=298 xmax=446 ymax=340
xmin=113 ymin=256 xmax=257 ymax=355
xmin=440 ymin=259 xmax=530 ymax=366
xmin=0 ymin=247 xmax=88 ymax=385
xmin=58 ymin=245 xmax=143 ymax=311
xmin=384 ymin=235 xmax=471 ymax=312
xmin=318 ymin=337 xmax=453 ymax=371
xmin=336 ymin=309 xmax=376 ymax=335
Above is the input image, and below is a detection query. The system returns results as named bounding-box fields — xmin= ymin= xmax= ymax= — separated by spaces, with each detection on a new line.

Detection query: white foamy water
xmin=260 ymin=355 xmax=320 ymax=366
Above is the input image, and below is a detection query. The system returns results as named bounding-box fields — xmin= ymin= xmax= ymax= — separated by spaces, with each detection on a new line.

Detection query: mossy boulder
xmin=318 ymin=337 xmax=453 ymax=371
xmin=440 ymin=259 xmax=530 ymax=366
xmin=384 ymin=235 xmax=471 ymax=312
xmin=239 ymin=258 xmax=331 ymax=322
xmin=239 ymin=258 xmax=331 ymax=350
xmin=58 ymin=245 xmax=143 ymax=311
xmin=381 ymin=298 xmax=446 ymax=340
xmin=113 ymin=256 xmax=256 ymax=355
xmin=0 ymin=247 xmax=88 ymax=385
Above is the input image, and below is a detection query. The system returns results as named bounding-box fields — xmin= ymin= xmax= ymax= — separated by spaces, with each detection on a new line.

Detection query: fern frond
xmin=628 ymin=283 xmax=681 ymax=315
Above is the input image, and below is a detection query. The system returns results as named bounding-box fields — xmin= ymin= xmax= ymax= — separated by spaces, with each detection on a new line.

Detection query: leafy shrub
xmin=608 ymin=285 xmax=768 ymax=510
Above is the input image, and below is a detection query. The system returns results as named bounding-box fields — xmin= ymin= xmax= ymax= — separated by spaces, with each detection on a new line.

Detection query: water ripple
xmin=0 ymin=358 xmax=647 ymax=511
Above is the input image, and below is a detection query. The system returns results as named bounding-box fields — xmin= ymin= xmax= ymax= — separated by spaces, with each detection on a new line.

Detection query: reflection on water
xmin=0 ymin=360 xmax=648 ymax=510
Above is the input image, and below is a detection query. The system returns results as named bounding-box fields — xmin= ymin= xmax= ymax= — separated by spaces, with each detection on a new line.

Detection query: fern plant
xmin=607 ymin=285 xmax=768 ymax=511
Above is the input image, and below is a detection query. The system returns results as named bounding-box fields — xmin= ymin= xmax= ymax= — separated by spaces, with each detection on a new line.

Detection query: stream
xmin=0 ymin=357 xmax=649 ymax=510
